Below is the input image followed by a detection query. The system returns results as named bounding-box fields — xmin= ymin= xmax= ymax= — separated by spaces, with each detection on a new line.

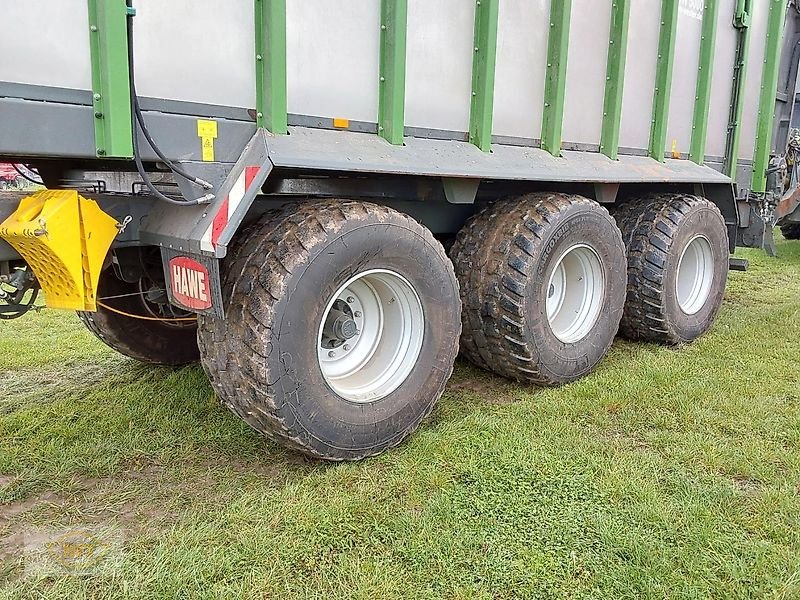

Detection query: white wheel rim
xmin=676 ymin=234 xmax=714 ymax=315
xmin=317 ymin=269 xmax=424 ymax=403
xmin=545 ymin=244 xmax=605 ymax=343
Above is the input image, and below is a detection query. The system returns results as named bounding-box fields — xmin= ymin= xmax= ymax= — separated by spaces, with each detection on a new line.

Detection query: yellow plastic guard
xmin=0 ymin=190 xmax=119 ymax=311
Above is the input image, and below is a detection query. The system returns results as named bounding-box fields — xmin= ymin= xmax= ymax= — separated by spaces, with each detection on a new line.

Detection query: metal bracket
xmin=140 ymin=129 xmax=273 ymax=258
xmin=593 ymin=182 xmax=619 ymax=204
xmin=442 ymin=178 xmax=479 ymax=205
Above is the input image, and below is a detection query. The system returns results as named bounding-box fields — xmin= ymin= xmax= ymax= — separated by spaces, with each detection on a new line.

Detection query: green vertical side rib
xmin=648 ymin=0 xmax=679 ymax=161
xmin=751 ymin=0 xmax=788 ymax=193
xmin=87 ymin=0 xmax=132 ymax=158
xmin=379 ymin=0 xmax=408 ymax=145
xmin=600 ymin=0 xmax=631 ymax=160
xmin=723 ymin=1 xmax=752 ymax=178
xmin=541 ymin=0 xmax=571 ymax=156
xmin=469 ymin=0 xmax=499 ymax=152
xmin=689 ymin=0 xmax=720 ymax=164
xmin=255 ymin=0 xmax=287 ymax=134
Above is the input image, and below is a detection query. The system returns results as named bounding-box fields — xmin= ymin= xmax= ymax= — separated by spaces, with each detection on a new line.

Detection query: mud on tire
xmin=198 ymin=201 xmax=461 ymax=461
xmin=613 ymin=194 xmax=729 ymax=344
xmin=450 ymin=193 xmax=627 ymax=386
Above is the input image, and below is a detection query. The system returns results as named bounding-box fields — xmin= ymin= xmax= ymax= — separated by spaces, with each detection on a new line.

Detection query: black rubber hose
xmin=133 ymin=89 xmax=212 ymax=190
xmin=125 ymin=2 xmax=212 ymax=206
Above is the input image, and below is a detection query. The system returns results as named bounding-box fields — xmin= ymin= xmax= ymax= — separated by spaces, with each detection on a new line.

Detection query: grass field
xmin=0 ymin=234 xmax=798 ymax=599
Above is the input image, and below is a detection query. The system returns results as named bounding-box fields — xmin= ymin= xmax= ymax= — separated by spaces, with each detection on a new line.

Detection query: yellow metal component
xmin=0 ymin=190 xmax=119 ymax=311
xmin=197 ymin=119 xmax=218 ymax=161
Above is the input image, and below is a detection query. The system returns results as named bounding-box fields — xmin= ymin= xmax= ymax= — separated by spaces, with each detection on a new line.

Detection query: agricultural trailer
xmin=1 ymin=0 xmax=799 ymax=460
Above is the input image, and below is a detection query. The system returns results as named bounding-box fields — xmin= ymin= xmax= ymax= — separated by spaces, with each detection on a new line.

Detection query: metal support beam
xmin=541 ymin=0 xmax=572 ymax=156
xmin=600 ymin=0 xmax=631 ymax=160
xmin=255 ymin=0 xmax=288 ymax=134
xmin=689 ymin=0 xmax=720 ymax=164
xmin=87 ymin=0 xmax=133 ymax=158
xmin=723 ymin=0 xmax=753 ymax=178
xmin=649 ymin=0 xmax=679 ymax=162
xmin=378 ymin=0 xmax=408 ymax=145
xmin=752 ymin=0 xmax=788 ymax=193
xmin=469 ymin=0 xmax=499 ymax=152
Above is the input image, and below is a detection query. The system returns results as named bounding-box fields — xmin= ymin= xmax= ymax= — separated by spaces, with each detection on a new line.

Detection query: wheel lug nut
xmin=347 ymin=296 xmax=355 ymax=303
xmin=343 ymin=344 xmax=350 ymax=351
xmin=354 ymin=311 xmax=362 ymax=318
xmin=328 ymin=350 xmax=335 ymax=358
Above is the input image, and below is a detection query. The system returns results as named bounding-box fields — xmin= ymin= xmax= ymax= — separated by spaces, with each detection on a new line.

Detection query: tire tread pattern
xmin=613 ymin=193 xmax=726 ymax=344
xmin=198 ymin=201 xmax=458 ymax=460
xmin=451 ymin=192 xmax=620 ymax=385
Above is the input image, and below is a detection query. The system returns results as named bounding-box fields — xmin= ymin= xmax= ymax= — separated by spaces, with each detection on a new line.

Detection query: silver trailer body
xmin=0 ymin=0 xmax=779 ymax=183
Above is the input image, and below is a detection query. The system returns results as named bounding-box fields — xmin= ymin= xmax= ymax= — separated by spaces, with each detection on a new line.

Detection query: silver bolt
xmin=328 ymin=350 xmax=335 ymax=358
xmin=343 ymin=344 xmax=350 ymax=351
xmin=354 ymin=311 xmax=362 ymax=318
xmin=347 ymin=296 xmax=355 ymax=303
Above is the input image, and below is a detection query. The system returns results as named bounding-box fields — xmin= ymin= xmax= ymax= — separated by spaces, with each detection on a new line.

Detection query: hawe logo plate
xmin=169 ymin=256 xmax=212 ymax=310
xmin=161 ymin=249 xmax=224 ymax=317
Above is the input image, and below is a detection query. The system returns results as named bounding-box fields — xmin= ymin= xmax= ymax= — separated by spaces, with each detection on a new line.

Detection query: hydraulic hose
xmin=125 ymin=1 xmax=213 ymax=206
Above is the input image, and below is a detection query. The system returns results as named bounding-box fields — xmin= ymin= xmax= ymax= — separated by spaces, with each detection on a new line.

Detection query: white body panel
xmin=133 ymin=0 xmax=255 ymax=108
xmin=405 ymin=0 xmax=476 ymax=132
xmin=492 ymin=0 xmax=550 ymax=140
xmin=0 ymin=0 xmax=92 ymax=91
xmin=706 ymin=0 xmax=739 ymax=159
xmin=619 ymin=0 xmax=662 ymax=151
xmin=666 ymin=7 xmax=704 ymax=157
xmin=739 ymin=0 xmax=770 ymax=160
xmin=562 ymin=0 xmax=613 ymax=146
xmin=286 ymin=0 xmax=380 ymax=122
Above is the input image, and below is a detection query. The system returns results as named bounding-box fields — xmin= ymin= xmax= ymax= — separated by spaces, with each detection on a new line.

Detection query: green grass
xmin=1 ymin=234 xmax=799 ymax=599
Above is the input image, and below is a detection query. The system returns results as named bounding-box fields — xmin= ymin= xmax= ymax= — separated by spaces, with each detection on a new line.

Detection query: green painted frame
xmin=751 ymin=0 xmax=788 ymax=193
xmin=541 ymin=0 xmax=572 ymax=156
xmin=87 ymin=0 xmax=133 ymax=158
xmin=468 ymin=0 xmax=499 ymax=152
xmin=255 ymin=0 xmax=288 ymax=134
xmin=600 ymin=0 xmax=631 ymax=160
xmin=689 ymin=0 xmax=720 ymax=164
xmin=378 ymin=0 xmax=408 ymax=145
xmin=723 ymin=0 xmax=753 ymax=178
xmin=648 ymin=0 xmax=679 ymax=162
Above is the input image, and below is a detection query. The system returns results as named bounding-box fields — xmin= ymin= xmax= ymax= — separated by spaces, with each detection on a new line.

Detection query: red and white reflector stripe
xmin=200 ymin=166 xmax=259 ymax=252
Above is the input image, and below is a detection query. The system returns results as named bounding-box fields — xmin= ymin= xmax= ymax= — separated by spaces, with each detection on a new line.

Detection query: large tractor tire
xmin=613 ymin=194 xmax=729 ymax=344
xmin=450 ymin=193 xmax=627 ymax=385
xmin=78 ymin=266 xmax=199 ymax=365
xmin=780 ymin=223 xmax=800 ymax=240
xmin=198 ymin=201 xmax=461 ymax=461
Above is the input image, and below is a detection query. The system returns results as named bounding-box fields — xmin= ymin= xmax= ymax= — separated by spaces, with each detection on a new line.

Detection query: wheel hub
xmin=318 ymin=269 xmax=424 ymax=403
xmin=676 ymin=234 xmax=714 ymax=315
xmin=545 ymin=244 xmax=605 ymax=344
